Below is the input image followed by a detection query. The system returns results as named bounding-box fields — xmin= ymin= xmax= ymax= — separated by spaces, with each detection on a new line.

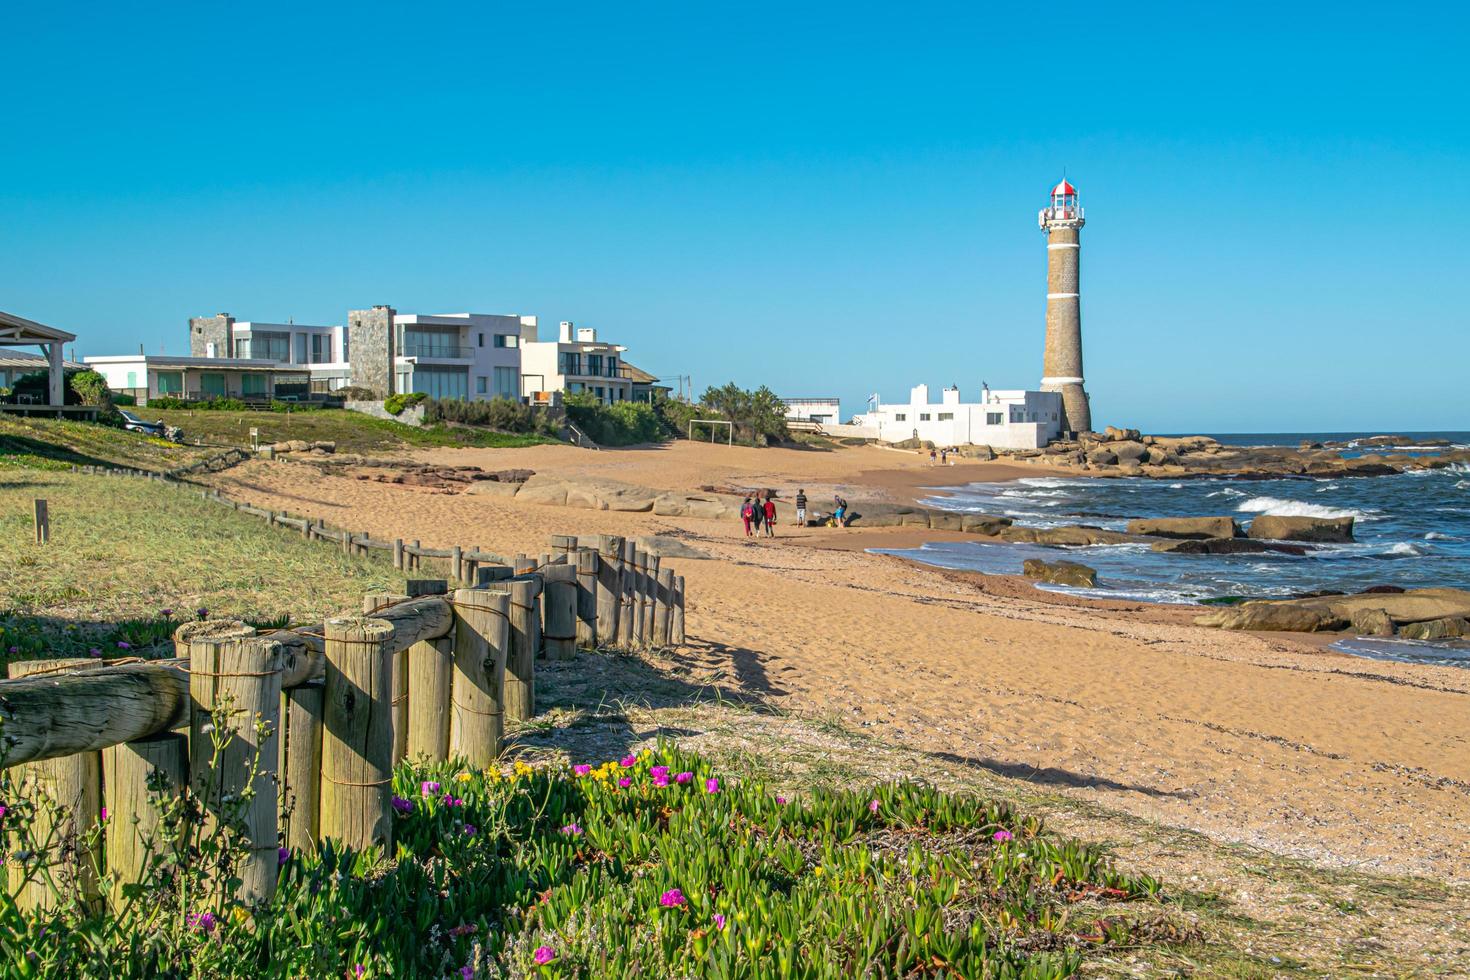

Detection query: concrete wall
xmin=345 ymin=399 xmax=425 ymax=426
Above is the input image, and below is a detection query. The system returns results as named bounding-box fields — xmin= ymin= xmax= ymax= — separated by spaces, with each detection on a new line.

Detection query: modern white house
xmin=520 ymin=321 xmax=635 ymax=405
xmin=781 ymin=397 xmax=842 ymax=425
xmin=84 ymin=354 xmax=311 ymax=403
xmin=851 ymin=383 xmax=1063 ymax=449
xmin=391 ymin=312 xmax=534 ymax=402
xmin=226 ymin=320 xmax=353 ymax=393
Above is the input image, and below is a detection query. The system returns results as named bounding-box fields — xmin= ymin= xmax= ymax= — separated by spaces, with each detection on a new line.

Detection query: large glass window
xmin=587 ymin=354 xmax=603 ymax=378
xmin=559 ymin=352 xmax=583 ymax=376
xmin=241 ymin=373 xmax=267 ymax=395
xmin=156 ymin=371 xmax=183 ymax=394
xmin=986 ymin=412 xmax=1003 ymax=425
xmin=493 ymin=366 xmax=519 ymax=399
xmin=475 ymin=376 xmax=488 ymax=395
xmin=493 ymin=334 xmax=518 ymax=349
xmin=238 ymin=332 xmax=290 ymax=361
xmin=410 ymin=366 xmax=468 ymax=400
xmin=295 ymin=334 xmax=308 ymax=364
xmin=606 ymin=357 xmax=619 ymax=378
xmin=311 ymin=334 xmax=332 ymax=363
xmin=402 ymin=328 xmax=465 ymax=358
xmin=200 ymin=373 xmax=227 ymax=397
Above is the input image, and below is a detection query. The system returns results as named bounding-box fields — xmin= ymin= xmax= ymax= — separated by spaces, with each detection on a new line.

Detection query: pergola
xmin=0 ymin=310 xmax=75 ymax=407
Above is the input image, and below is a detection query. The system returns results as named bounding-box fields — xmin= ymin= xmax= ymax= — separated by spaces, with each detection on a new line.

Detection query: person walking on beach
xmin=740 ymin=497 xmax=755 ymax=537
xmin=929 ymin=448 xmax=937 ymax=465
xmin=940 ymin=448 xmax=948 ymax=466
xmin=763 ymin=495 xmax=777 ymax=537
xmin=794 ymin=488 xmax=807 ymax=527
xmin=750 ymin=494 xmax=765 ymax=536
xmin=834 ymin=494 xmax=848 ymax=528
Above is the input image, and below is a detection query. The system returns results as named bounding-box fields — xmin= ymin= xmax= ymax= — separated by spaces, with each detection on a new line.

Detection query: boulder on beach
xmin=652 ymin=493 xmax=743 ymax=521
xmin=1127 ymin=516 xmax=1242 ymax=540
xmin=998 ymin=525 xmax=1145 ymax=546
xmin=1248 ymin=515 xmax=1355 ymax=543
xmin=1103 ymin=426 xmax=1142 ymax=442
xmin=957 ymin=444 xmax=996 ymax=460
xmin=1021 ymin=559 xmax=1098 ymax=588
xmin=1151 ymin=538 xmax=1308 ymax=556
xmin=1086 ymin=449 xmax=1119 ymax=466
xmin=1194 ymin=602 xmax=1349 ymax=632
xmin=509 ymin=474 xmax=569 ymax=506
xmin=961 ymin=513 xmax=1013 ymax=535
xmin=636 ymin=536 xmax=711 ymax=560
xmin=1398 ymin=617 xmax=1470 ymax=641
xmin=465 ymin=480 xmax=523 ymax=498
xmin=1349 ymin=607 xmax=1397 ymax=637
xmin=1194 ymin=588 xmax=1470 ymax=634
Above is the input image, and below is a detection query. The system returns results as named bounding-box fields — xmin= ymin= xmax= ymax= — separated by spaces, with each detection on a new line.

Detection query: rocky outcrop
xmin=997 ymin=525 xmax=1146 ymax=546
xmin=962 ymin=514 xmax=1013 ymax=535
xmin=636 ymin=536 xmax=711 ymax=560
xmin=1247 ymin=515 xmax=1355 ymax=543
xmin=653 ymin=492 xmax=744 ymax=521
xmin=1151 ymin=538 xmax=1308 ymax=556
xmin=1022 ymin=559 xmax=1098 ymax=588
xmin=1194 ymin=603 xmax=1349 ymax=632
xmin=1399 ymin=617 xmax=1470 ymax=641
xmin=1349 ymin=607 xmax=1397 ymax=637
xmin=1196 ymin=588 xmax=1470 ymax=634
xmin=1127 ymin=516 xmax=1242 ymax=540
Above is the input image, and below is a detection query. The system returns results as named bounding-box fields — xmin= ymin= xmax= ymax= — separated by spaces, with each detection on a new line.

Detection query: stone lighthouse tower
xmin=1038 ymin=178 xmax=1091 ymax=435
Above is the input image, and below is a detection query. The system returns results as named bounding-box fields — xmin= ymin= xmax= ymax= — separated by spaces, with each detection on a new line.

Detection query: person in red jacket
xmin=762 ymin=495 xmax=777 ymax=537
xmin=740 ymin=497 xmax=755 ymax=537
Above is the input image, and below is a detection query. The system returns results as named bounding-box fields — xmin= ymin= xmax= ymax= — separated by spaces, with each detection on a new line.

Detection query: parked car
xmin=118 ymin=409 xmax=166 ymax=437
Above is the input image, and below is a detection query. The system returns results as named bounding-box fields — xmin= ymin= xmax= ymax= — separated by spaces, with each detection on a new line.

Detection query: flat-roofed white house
xmin=84 ymin=354 xmax=311 ymax=403
xmin=520 ymin=321 xmax=635 ymax=405
xmin=391 ymin=312 xmax=534 ymax=402
xmin=852 ymin=383 xmax=1063 ymax=449
xmin=782 ymin=397 xmax=842 ymax=425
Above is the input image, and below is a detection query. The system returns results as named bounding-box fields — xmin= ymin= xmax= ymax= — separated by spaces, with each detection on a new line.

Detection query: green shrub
xmin=0 ymin=743 xmax=1166 ymax=977
xmin=700 ymin=382 xmax=790 ymax=445
xmin=112 ymin=393 xmax=137 ymax=406
xmin=421 ymin=397 xmax=561 ymax=437
xmin=384 ymin=392 xmax=428 ymax=416
xmin=565 ymin=394 xmax=662 ymax=446
xmin=4 ymin=368 xmax=111 ymax=407
xmin=144 ymin=396 xmax=188 ymax=410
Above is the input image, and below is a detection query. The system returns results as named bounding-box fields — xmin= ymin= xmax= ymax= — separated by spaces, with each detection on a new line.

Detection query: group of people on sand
xmin=740 ymin=488 xmax=849 ymax=537
xmin=928 ymin=447 xmax=958 ymax=466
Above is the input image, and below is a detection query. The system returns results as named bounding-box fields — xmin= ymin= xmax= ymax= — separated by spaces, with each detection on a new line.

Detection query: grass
xmin=0 ymin=415 xmax=209 ymax=471
xmin=0 ymin=470 xmax=409 ymax=666
xmin=145 ymin=407 xmax=560 ymax=454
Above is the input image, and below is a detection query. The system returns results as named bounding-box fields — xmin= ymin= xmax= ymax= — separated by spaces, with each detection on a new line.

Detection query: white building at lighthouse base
xmin=849 ymin=383 xmax=1063 ymax=449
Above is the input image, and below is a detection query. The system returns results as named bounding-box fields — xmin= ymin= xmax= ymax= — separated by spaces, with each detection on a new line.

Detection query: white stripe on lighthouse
xmin=1041 ymin=377 xmax=1085 ymax=385
xmin=1046 ymin=292 xmax=1079 ymax=299
xmin=1047 ymin=243 xmax=1080 ymax=249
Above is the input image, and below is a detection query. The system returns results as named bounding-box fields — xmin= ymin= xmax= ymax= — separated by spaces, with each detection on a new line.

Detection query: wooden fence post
xmin=449 ymin=589 xmax=510 ymax=765
xmin=542 ymin=563 xmax=578 ymax=661
xmin=406 ymin=637 xmax=453 ymax=763
xmin=618 ymin=540 xmax=638 ymax=648
xmin=574 ymin=548 xmax=599 ymax=647
xmin=189 ymin=630 xmax=283 ymax=904
xmin=280 ymin=682 xmax=324 ymax=855
xmin=103 ymin=733 xmax=187 ymax=905
xmin=655 ymin=567 xmax=675 ymax=648
xmin=6 ymin=658 xmax=102 ymax=911
xmin=631 ymin=549 xmax=649 ymax=648
xmin=410 ymin=540 xmax=421 ymax=572
xmin=363 ymin=594 xmax=410 ymax=764
xmin=33 ymin=499 xmax=49 ymax=545
xmin=341 ymin=531 xmax=352 ymax=557
xmin=393 ymin=538 xmax=405 ymax=570
xmin=496 ymin=576 xmax=541 ymax=723
xmin=672 ymin=575 xmax=686 ymax=644
xmin=642 ymin=555 xmax=660 ymax=648
xmin=596 ymin=536 xmax=624 ymax=646
xmin=450 ymin=545 xmax=463 ymax=585
xmin=321 ymin=617 xmax=395 ymax=853
xmin=549 ymin=534 xmax=577 ymax=559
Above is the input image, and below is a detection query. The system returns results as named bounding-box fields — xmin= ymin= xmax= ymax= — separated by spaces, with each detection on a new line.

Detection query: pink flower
xmin=652 ymin=773 xmax=670 ymax=788
xmin=868 ymin=799 xmax=880 ymax=813
xmin=560 ymin=823 xmax=583 ymax=836
xmin=421 ymin=781 xmax=441 ymax=796
xmin=713 ymin=912 xmax=727 ymax=930
xmin=650 ymin=765 xmax=669 ymax=779
xmin=775 ymin=796 xmax=787 ymax=805
xmin=187 ymin=911 xmax=218 ymax=933
xmin=705 ymin=778 xmax=720 ymax=794
xmin=533 ymin=945 xmax=556 ymax=965
xmin=993 ymin=830 xmax=1013 ymax=843
xmin=659 ymin=888 xmax=686 ymax=908
xmin=617 ymin=777 xmax=632 ymax=789
xmin=675 ymin=772 xmax=693 ymax=784
xmin=442 ymin=794 xmax=464 ymax=807
xmin=619 ymin=755 xmax=636 ymax=768
xmin=391 ymin=796 xmax=414 ymax=814
xmin=0 ymin=805 xmax=7 ymax=820
xmin=573 ymin=764 xmax=591 ymax=776
xmin=100 ymin=807 xmax=108 ymax=820
xmin=352 ymin=967 xmax=366 ymax=979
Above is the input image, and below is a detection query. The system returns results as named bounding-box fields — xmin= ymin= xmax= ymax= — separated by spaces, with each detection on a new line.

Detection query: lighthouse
xmin=1038 ymin=178 xmax=1091 ymax=435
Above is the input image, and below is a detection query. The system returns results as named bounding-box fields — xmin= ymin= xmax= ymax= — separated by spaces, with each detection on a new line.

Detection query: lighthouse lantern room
xmin=1038 ymin=178 xmax=1083 ymax=227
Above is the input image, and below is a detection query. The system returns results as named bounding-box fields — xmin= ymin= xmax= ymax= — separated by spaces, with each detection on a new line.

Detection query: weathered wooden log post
xmin=655 ymin=566 xmax=675 ymax=648
xmin=320 ymin=617 xmax=395 ymax=854
xmin=280 ymin=682 xmax=323 ymax=855
xmin=406 ymin=637 xmax=453 ymax=762
xmin=618 ymin=540 xmax=638 ymax=647
xmin=363 ymin=593 xmax=410 ymax=763
xmin=574 ymin=548 xmax=599 ymax=647
xmin=450 ymin=545 xmax=463 ymax=585
xmin=449 ymin=589 xmax=510 ymax=765
xmin=189 ymin=629 xmax=284 ymax=904
xmin=631 ymin=549 xmax=650 ymax=648
xmin=103 ymin=732 xmax=187 ymax=904
xmin=393 ymin=538 xmax=405 ymax=570
xmin=33 ymin=499 xmax=49 ymax=544
xmin=497 ymin=576 xmax=541 ymax=722
xmin=595 ymin=535 xmax=624 ymax=645
xmin=410 ymin=539 xmax=421 ymax=571
xmin=542 ymin=563 xmax=578 ymax=661
xmin=642 ymin=554 xmax=660 ymax=648
xmin=549 ymin=534 xmax=577 ymax=559
xmin=672 ymin=574 xmax=686 ymax=644
xmin=6 ymin=658 xmax=102 ymax=911
xmin=513 ymin=555 xmax=536 ymax=576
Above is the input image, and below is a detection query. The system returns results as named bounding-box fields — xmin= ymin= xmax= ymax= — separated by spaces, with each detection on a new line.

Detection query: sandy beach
xmin=208 ymin=440 xmax=1470 ymax=882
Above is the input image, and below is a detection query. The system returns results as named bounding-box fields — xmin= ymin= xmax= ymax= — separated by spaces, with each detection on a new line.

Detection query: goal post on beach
xmin=688 ymin=418 xmax=733 ymax=445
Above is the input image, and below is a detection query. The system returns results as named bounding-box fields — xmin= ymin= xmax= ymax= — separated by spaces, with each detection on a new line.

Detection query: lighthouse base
xmin=1042 ymin=382 xmax=1092 ymax=437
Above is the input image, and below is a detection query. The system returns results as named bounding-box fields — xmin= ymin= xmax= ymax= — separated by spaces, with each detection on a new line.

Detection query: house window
xmin=587 ymin=354 xmax=603 ymax=377
xmin=493 ymin=366 xmax=518 ymax=399
xmin=200 ymin=373 xmax=227 ymax=398
xmin=403 ymin=328 xmax=462 ymax=358
xmin=919 ymin=413 xmax=931 ymax=421
xmin=410 ymin=366 xmax=469 ymax=400
xmin=156 ymin=371 xmax=183 ymax=394
xmin=478 ymin=333 xmax=485 ymax=348
xmin=493 ymin=334 xmax=518 ymax=348
xmin=938 ymin=412 xmax=954 ymax=421
xmin=986 ymin=412 xmax=1003 ymax=425
xmin=559 ymin=352 xmax=583 ymax=376
xmin=894 ymin=413 xmax=906 ymax=422
xmin=241 ymin=374 xmax=267 ymax=395
xmin=239 ymin=331 xmax=290 ymax=361
xmin=311 ymin=334 xmax=332 ymax=363
xmin=475 ymin=376 xmax=488 ymax=395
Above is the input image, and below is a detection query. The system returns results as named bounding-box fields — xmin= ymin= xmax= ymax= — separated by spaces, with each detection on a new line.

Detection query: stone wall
xmin=347 ymin=306 xmax=395 ymax=398
xmin=189 ymin=314 xmax=233 ymax=357
xmin=345 ymin=399 xmax=425 ymax=427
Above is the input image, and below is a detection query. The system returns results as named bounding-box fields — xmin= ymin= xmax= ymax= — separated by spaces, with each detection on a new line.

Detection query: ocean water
xmin=872 ymin=432 xmax=1470 ymax=666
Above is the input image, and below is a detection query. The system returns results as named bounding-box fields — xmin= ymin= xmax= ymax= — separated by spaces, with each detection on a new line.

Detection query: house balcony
xmin=399 ymin=345 xmax=475 ymax=360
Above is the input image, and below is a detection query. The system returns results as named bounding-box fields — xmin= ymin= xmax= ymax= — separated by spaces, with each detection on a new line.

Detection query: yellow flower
xmin=812 ymin=866 xmax=824 ymax=876
xmin=230 ymin=906 xmax=250 ymax=927
xmin=456 ymin=772 xmax=473 ymax=783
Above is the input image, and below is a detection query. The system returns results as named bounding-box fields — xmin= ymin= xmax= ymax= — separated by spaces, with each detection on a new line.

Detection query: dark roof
xmin=620 ymin=361 xmax=659 ymax=384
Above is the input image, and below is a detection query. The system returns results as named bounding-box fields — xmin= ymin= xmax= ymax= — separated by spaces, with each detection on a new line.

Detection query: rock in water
xmin=1194 ymin=603 xmax=1349 ymax=632
xmin=1127 ymin=516 xmax=1242 ymax=539
xmin=1151 ymin=538 xmax=1309 ymax=556
xmin=1349 ymin=607 xmax=1397 ymax=637
xmin=1398 ymin=617 xmax=1470 ymax=641
xmin=1248 ymin=515 xmax=1356 ymax=543
xmin=1021 ymin=559 xmax=1098 ymax=588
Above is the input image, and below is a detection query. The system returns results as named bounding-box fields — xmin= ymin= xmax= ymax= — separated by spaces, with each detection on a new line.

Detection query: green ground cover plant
xmin=142 ymin=408 xmax=558 ymax=453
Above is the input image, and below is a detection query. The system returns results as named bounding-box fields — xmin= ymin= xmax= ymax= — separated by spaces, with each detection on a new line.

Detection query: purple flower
xmin=650 ymin=765 xmax=669 ymax=779
xmin=619 ymin=755 xmax=636 ymax=768
xmin=868 ymin=799 xmax=880 ymax=813
xmin=116 ymin=641 xmax=131 ymax=650
xmin=278 ymin=846 xmax=291 ymax=865
xmin=713 ymin=913 xmax=727 ymax=930
xmin=573 ymin=764 xmax=591 ymax=776
xmin=993 ymin=830 xmax=1014 ymax=843
xmin=421 ymin=781 xmax=441 ymax=797
xmin=660 ymin=888 xmax=686 ymax=908
xmin=675 ymin=772 xmax=693 ymax=785
xmin=160 ymin=608 xmax=173 ymax=617
xmin=775 ymin=796 xmax=787 ymax=805
xmin=391 ymin=796 xmax=414 ymax=814
xmin=187 ymin=910 xmax=218 ymax=933
xmin=652 ymin=773 xmax=670 ymax=788
xmin=353 ymin=967 xmax=366 ymax=978
xmin=560 ymin=823 xmax=583 ymax=836
xmin=533 ymin=945 xmax=556 ymax=965
xmin=196 ymin=607 xmax=209 ymax=620
xmin=462 ymin=825 xmax=477 ymax=836
xmin=617 ymin=777 xmax=632 ymax=789
xmin=705 ymin=778 xmax=720 ymax=794
xmin=88 ymin=648 xmax=102 ymax=658
xmin=0 ymin=804 xmax=8 ymax=820
xmin=100 ymin=808 xmax=108 ymax=820
xmin=442 ymin=794 xmax=464 ymax=807
xmin=459 ymin=967 xmax=474 ymax=980
xmin=7 ymin=646 xmax=17 ymax=654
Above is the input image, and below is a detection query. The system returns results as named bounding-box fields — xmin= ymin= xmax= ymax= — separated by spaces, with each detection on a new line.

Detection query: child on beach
xmin=834 ymin=495 xmax=848 ymax=528
xmin=763 ymin=496 xmax=777 ymax=537
xmin=740 ymin=497 xmax=754 ymax=537
xmin=794 ymin=488 xmax=807 ymax=527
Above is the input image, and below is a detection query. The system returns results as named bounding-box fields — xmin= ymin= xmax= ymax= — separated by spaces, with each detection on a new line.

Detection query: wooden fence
xmin=4 ymin=493 xmax=687 ymax=910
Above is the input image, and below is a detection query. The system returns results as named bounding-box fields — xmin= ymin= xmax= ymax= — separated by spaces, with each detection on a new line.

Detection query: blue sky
xmin=3 ymin=2 xmax=1466 ymax=432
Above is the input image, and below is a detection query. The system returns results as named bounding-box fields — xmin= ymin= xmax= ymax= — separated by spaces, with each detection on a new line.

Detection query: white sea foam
xmin=1236 ymin=496 xmax=1369 ymax=520
xmin=1168 ymin=483 xmax=1184 ymax=489
xmin=1426 ymin=531 xmax=1461 ymax=542
xmin=1206 ymin=487 xmax=1248 ymax=499
xmin=1315 ymin=484 xmax=1340 ymax=492
xmin=1382 ymin=542 xmax=1425 ymax=557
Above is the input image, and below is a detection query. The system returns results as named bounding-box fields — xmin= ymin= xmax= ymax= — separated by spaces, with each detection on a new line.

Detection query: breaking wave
xmin=1236 ymin=496 xmax=1368 ymax=520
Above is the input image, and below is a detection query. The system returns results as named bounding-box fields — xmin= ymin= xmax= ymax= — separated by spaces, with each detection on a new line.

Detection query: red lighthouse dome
xmin=1051 ymin=178 xmax=1076 ymax=198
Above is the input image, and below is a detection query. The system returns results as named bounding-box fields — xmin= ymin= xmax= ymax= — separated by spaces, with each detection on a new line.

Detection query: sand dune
xmin=209 ymin=440 xmax=1470 ymax=881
